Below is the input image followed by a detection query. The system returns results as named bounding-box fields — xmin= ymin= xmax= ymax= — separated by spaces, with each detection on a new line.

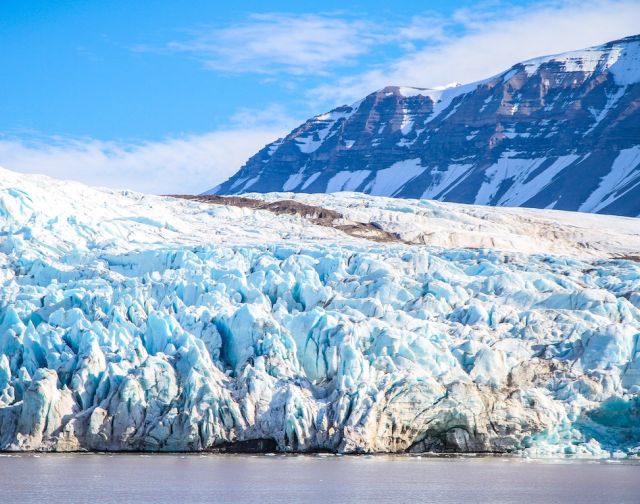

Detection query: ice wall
xmin=0 ymin=170 xmax=639 ymax=456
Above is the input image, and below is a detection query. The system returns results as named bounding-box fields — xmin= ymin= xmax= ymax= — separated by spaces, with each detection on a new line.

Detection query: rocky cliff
xmin=210 ymin=35 xmax=640 ymax=217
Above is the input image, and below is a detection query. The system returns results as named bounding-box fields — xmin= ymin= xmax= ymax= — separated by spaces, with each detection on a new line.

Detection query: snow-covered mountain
xmin=1 ymin=168 xmax=639 ymax=456
xmin=210 ymin=35 xmax=640 ymax=217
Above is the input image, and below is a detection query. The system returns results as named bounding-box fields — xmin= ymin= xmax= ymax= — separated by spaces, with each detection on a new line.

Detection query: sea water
xmin=0 ymin=454 xmax=638 ymax=503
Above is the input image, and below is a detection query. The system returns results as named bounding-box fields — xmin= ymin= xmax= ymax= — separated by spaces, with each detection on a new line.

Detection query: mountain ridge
xmin=208 ymin=34 xmax=640 ymax=217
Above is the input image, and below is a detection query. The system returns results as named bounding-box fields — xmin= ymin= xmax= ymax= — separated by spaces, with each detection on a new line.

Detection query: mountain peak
xmin=207 ymin=35 xmax=640 ymax=217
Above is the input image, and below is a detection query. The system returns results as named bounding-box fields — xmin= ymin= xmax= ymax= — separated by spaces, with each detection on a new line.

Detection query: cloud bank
xmin=310 ymin=0 xmax=640 ymax=103
xmin=163 ymin=14 xmax=379 ymax=76
xmin=0 ymin=127 xmax=284 ymax=195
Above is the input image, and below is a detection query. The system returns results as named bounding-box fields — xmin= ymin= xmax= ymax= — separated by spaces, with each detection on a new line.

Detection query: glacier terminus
xmin=0 ymin=167 xmax=639 ymax=457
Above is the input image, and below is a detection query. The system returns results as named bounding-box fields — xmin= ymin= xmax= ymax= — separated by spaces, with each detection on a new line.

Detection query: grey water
xmin=1 ymin=454 xmax=639 ymax=504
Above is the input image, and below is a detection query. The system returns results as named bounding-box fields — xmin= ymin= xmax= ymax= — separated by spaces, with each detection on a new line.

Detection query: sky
xmin=1 ymin=0 xmax=639 ymax=194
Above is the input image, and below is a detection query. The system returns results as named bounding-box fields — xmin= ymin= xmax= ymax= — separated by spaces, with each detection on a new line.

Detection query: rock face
xmin=1 ymin=168 xmax=639 ymax=456
xmin=210 ymin=35 xmax=640 ymax=217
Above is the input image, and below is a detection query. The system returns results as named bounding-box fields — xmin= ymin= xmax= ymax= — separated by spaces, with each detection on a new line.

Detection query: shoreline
xmin=1 ymin=450 xmax=639 ymax=463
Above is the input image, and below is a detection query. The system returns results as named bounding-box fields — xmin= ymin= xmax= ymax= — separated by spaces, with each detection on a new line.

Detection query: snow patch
xmin=283 ymin=171 xmax=305 ymax=192
xmin=301 ymin=172 xmax=322 ymax=190
xmin=421 ymin=164 xmax=475 ymax=199
xmin=579 ymin=146 xmax=640 ymax=213
xmin=496 ymin=155 xmax=581 ymax=207
xmin=325 ymin=170 xmax=371 ymax=193
xmin=520 ymin=37 xmax=640 ymax=86
xmin=367 ymin=159 xmax=425 ymax=196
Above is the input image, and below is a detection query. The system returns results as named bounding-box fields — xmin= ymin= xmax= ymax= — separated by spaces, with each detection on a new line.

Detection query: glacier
xmin=0 ymin=167 xmax=639 ymax=457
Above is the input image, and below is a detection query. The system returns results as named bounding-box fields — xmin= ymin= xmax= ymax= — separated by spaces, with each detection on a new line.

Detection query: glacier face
xmin=1 ymin=169 xmax=640 ymax=456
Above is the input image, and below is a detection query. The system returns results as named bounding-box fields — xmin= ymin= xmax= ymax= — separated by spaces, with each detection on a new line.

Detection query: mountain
xmin=209 ymin=35 xmax=640 ymax=217
xmin=1 ymin=167 xmax=639 ymax=455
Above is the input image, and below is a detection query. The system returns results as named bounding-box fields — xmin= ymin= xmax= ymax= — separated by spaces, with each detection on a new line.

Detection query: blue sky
xmin=1 ymin=0 xmax=639 ymax=193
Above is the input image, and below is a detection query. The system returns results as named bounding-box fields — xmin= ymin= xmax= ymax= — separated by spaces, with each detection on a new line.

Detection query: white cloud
xmin=228 ymin=103 xmax=295 ymax=130
xmin=0 ymin=103 xmax=298 ymax=195
xmin=310 ymin=0 xmax=640 ymax=104
xmin=0 ymin=125 xmax=290 ymax=195
xmin=165 ymin=13 xmax=384 ymax=76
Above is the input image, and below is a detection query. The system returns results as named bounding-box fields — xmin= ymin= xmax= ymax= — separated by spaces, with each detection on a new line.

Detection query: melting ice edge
xmin=0 ymin=169 xmax=639 ymax=457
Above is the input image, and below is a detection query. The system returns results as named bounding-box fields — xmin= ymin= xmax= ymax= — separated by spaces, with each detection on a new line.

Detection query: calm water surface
xmin=0 ymin=453 xmax=638 ymax=503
